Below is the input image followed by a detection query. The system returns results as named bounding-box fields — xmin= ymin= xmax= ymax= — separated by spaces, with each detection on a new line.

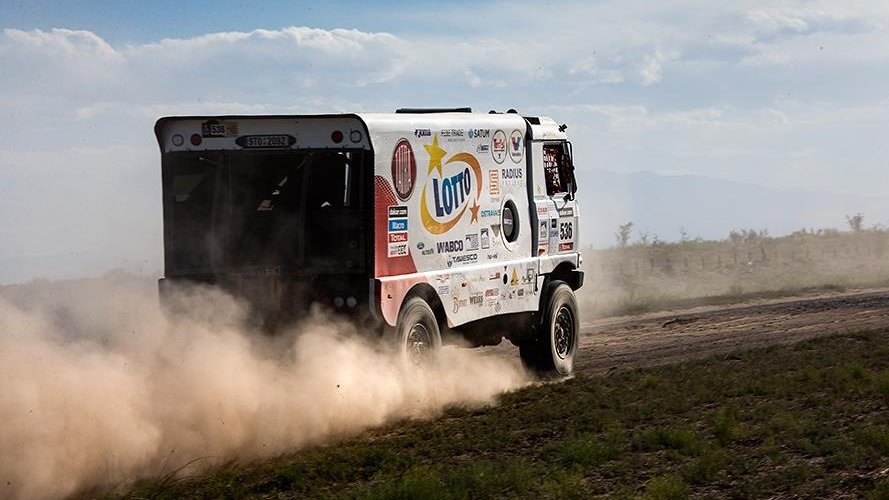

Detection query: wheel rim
xmin=554 ymin=305 xmax=575 ymax=360
xmin=406 ymin=322 xmax=432 ymax=365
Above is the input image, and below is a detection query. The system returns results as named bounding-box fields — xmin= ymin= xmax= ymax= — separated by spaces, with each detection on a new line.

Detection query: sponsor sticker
xmin=559 ymin=242 xmax=575 ymax=251
xmin=480 ymin=209 xmax=501 ymax=219
xmin=468 ymin=129 xmax=490 ymax=139
xmin=436 ymin=239 xmax=464 ymax=253
xmin=415 ymin=129 xmax=431 ymax=138
xmin=441 ymin=129 xmax=465 ymax=142
xmin=558 ymin=207 xmax=575 ymax=217
xmin=388 ymin=242 xmax=409 ymax=257
xmin=388 ymin=219 xmax=408 ymax=232
xmin=453 ymin=254 xmax=478 ymax=265
xmin=539 ymin=221 xmax=548 ymax=240
xmin=469 ymin=293 xmax=484 ymax=306
xmin=417 ymin=241 xmax=434 ymax=255
xmin=452 ymin=296 xmax=468 ymax=313
xmin=387 ymin=205 xmax=410 ymax=257
xmin=465 ymin=233 xmax=479 ymax=251
xmin=391 ymin=140 xmax=417 ymax=201
xmin=491 ymin=130 xmax=507 ymax=164
xmin=500 ymin=166 xmax=523 ymax=183
xmin=420 ymin=135 xmax=483 ymax=234
xmin=388 ymin=206 xmax=408 ymax=218
xmin=523 ymin=268 xmax=536 ymax=284
xmin=480 ymin=227 xmax=490 ymax=249
xmin=509 ymin=130 xmax=524 ymax=163
xmin=510 ymin=269 xmax=520 ymax=286
xmin=488 ymin=169 xmax=500 ymax=196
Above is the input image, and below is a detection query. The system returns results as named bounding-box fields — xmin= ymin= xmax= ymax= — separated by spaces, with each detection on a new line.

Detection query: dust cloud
xmin=575 ymin=230 xmax=889 ymax=319
xmin=0 ymin=275 xmax=529 ymax=500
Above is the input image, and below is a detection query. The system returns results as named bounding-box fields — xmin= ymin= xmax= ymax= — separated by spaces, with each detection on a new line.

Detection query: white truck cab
xmin=155 ymin=108 xmax=583 ymax=375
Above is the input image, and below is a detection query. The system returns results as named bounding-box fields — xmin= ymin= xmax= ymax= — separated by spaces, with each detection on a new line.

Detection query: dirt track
xmin=572 ymin=288 xmax=889 ymax=374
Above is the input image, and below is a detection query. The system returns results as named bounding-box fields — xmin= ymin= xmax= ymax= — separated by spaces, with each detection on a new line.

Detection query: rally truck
xmin=155 ymin=108 xmax=583 ymax=375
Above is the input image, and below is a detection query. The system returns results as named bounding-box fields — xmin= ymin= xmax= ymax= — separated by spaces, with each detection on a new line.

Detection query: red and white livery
xmin=155 ymin=108 xmax=583 ymax=375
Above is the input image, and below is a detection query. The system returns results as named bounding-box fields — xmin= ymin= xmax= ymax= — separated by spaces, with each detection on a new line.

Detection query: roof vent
xmin=395 ymin=107 xmax=472 ymax=114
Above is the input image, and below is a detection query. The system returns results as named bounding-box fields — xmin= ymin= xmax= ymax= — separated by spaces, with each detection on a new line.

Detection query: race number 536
xmin=559 ymin=222 xmax=573 ymax=240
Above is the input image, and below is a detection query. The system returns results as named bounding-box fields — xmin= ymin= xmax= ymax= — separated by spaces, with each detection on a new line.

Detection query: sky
xmin=2 ymin=0 xmax=889 ymax=283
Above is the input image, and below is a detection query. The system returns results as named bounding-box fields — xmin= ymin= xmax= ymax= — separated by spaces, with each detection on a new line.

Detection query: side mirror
xmin=563 ymin=176 xmax=577 ymax=201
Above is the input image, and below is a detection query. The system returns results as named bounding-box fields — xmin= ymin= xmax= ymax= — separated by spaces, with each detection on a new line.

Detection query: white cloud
xmin=637 ymin=49 xmax=679 ymax=85
xmin=568 ymin=57 xmax=625 ymax=84
xmin=3 ymin=28 xmax=122 ymax=60
xmin=746 ymin=10 xmax=809 ymax=34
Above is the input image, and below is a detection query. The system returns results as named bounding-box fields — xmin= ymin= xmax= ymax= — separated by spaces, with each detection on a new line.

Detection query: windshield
xmin=162 ymin=150 xmax=368 ymax=274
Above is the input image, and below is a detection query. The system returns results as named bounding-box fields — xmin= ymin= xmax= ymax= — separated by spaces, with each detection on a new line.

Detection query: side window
xmin=543 ymin=144 xmax=565 ymax=196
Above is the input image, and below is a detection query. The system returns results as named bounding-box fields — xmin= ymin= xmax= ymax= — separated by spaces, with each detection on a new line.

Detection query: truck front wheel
xmin=520 ymin=281 xmax=579 ymax=377
xmin=394 ymin=297 xmax=442 ymax=366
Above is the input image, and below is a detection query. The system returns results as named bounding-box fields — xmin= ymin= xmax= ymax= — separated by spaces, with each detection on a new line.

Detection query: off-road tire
xmin=394 ymin=297 xmax=442 ymax=366
xmin=520 ymin=281 xmax=578 ymax=377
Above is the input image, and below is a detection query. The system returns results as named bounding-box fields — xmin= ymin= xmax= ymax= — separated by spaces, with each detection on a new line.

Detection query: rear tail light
xmin=331 ymin=130 xmax=344 ymax=143
xmin=190 ymin=134 xmax=202 ymax=146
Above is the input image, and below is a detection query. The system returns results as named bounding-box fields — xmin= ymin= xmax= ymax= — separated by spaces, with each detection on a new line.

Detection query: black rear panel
xmin=160 ymin=149 xmax=372 ymax=328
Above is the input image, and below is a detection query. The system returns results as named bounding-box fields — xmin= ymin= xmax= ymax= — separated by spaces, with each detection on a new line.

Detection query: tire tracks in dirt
xmin=574 ymin=288 xmax=889 ymax=374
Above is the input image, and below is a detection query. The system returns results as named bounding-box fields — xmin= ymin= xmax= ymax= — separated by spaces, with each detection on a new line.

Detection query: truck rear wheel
xmin=520 ymin=281 xmax=578 ymax=377
xmin=394 ymin=297 xmax=442 ymax=366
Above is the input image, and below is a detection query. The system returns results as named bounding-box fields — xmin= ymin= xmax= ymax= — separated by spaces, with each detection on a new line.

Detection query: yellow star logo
xmin=423 ymin=134 xmax=447 ymax=178
xmin=469 ymin=200 xmax=480 ymax=223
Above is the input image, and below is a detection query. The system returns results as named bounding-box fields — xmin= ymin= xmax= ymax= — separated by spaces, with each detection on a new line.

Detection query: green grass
xmin=94 ymin=330 xmax=889 ymax=499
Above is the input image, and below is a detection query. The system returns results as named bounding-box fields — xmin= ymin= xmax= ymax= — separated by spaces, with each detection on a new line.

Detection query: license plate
xmin=235 ymin=134 xmax=295 ymax=149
